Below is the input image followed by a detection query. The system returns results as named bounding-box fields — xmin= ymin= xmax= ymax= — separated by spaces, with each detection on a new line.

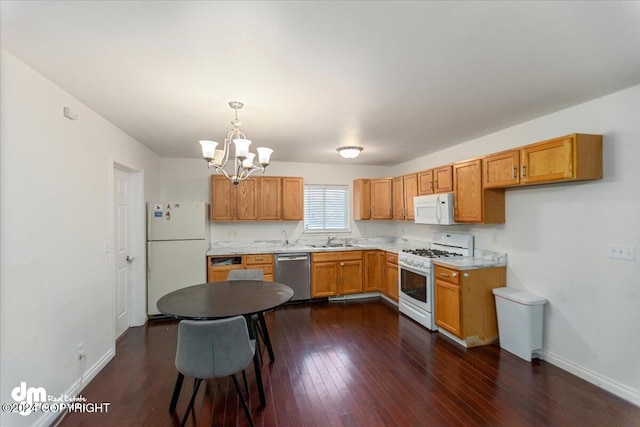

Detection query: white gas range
xmin=398 ymin=232 xmax=474 ymax=330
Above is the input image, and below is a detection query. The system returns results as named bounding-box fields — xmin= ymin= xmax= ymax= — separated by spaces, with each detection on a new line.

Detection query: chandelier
xmin=199 ymin=101 xmax=273 ymax=186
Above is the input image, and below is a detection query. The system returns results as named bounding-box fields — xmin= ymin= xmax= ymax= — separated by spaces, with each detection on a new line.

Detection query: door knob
xmin=126 ymin=256 xmax=135 ymax=262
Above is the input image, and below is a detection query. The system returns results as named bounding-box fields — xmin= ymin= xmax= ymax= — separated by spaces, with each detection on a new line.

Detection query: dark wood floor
xmin=60 ymin=298 xmax=638 ymax=427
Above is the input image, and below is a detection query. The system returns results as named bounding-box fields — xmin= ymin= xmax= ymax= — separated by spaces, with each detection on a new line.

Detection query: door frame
xmin=109 ymin=159 xmax=146 ymax=344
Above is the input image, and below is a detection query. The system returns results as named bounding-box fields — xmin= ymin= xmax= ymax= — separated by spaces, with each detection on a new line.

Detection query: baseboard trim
xmin=542 ymin=349 xmax=639 ymax=406
xmin=47 ymin=347 xmax=116 ymax=427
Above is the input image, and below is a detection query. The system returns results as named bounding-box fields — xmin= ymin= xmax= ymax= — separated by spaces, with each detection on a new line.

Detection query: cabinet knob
xmin=451 ymin=272 xmax=457 ymax=277
xmin=340 ymin=262 xmax=345 ymax=266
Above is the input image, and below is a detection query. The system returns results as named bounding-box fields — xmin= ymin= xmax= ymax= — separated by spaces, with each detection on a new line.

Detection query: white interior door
xmin=114 ymin=168 xmax=132 ymax=337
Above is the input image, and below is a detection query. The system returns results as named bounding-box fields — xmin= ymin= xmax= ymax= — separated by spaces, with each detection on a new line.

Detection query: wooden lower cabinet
xmin=363 ymin=250 xmax=384 ymax=292
xmin=207 ymin=254 xmax=274 ymax=282
xmin=385 ymin=252 xmax=399 ymax=301
xmin=311 ymin=251 xmax=363 ymax=297
xmin=434 ymin=264 xmax=506 ymax=347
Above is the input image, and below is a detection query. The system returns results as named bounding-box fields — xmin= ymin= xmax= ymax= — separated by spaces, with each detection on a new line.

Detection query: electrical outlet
xmin=77 ymin=343 xmax=85 ymax=361
xmin=608 ymin=244 xmax=636 ymax=261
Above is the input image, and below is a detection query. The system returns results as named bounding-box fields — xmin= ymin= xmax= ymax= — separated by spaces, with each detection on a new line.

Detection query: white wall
xmin=0 ymin=50 xmax=162 ymax=427
xmin=161 ymin=158 xmax=396 ymax=243
xmin=395 ymin=85 xmax=640 ymax=404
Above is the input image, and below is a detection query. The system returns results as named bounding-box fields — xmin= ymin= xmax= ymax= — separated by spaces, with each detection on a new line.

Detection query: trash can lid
xmin=492 ymin=287 xmax=547 ymax=305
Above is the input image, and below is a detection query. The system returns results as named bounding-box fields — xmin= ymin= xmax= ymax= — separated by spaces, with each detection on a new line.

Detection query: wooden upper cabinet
xmin=353 ymin=179 xmax=371 ymax=220
xmin=433 ymin=165 xmax=453 ymax=193
xmin=259 ymin=177 xmax=282 ymax=220
xmin=235 ymin=178 xmax=259 ymax=220
xmin=453 ymin=159 xmax=505 ymax=224
xmin=392 ymin=176 xmax=405 ymax=220
xmin=418 ymin=169 xmax=434 ymax=195
xmin=418 ymin=165 xmax=452 ymax=195
xmin=210 ymin=176 xmax=235 ymax=220
xmin=483 ymin=150 xmax=520 ymax=188
xmin=521 ymin=134 xmax=602 ymax=184
xmin=211 ymin=175 xmax=303 ymax=221
xmin=403 ymin=174 xmax=418 ymax=220
xmin=483 ymin=134 xmax=603 ymax=188
xmin=282 ymin=177 xmax=303 ymax=220
xmin=371 ymin=178 xmax=392 ymax=219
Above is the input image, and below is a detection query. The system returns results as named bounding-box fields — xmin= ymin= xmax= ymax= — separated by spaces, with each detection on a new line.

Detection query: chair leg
xmin=231 ymin=374 xmax=255 ymax=427
xmin=252 ymin=348 xmax=266 ymax=407
xmin=169 ymin=373 xmax=184 ymax=413
xmin=181 ymin=378 xmax=202 ymax=427
xmin=241 ymin=369 xmax=249 ymax=398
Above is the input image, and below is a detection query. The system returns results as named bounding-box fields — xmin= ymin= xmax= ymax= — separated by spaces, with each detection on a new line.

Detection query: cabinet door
xmin=435 ymin=279 xmax=461 ymax=336
xmin=282 ymin=177 xmax=303 ymax=220
xmin=453 ymin=159 xmax=483 ymax=222
xmin=434 ymin=165 xmax=453 ymax=193
xmin=403 ymin=174 xmax=418 ymax=220
xmin=236 ymin=178 xmax=259 ymax=220
xmin=340 ymin=260 xmax=363 ymax=294
xmin=386 ymin=262 xmax=398 ymax=301
xmin=521 ymin=136 xmax=574 ymax=184
xmin=353 ymin=179 xmax=371 ymax=220
xmin=311 ymin=262 xmax=338 ymax=297
xmin=483 ymin=150 xmax=520 ymax=188
xmin=371 ymin=178 xmax=392 ymax=219
xmin=363 ymin=250 xmax=381 ymax=292
xmin=259 ymin=177 xmax=282 ymax=220
xmin=210 ymin=176 xmax=235 ymax=220
xmin=418 ymin=169 xmax=434 ymax=195
xmin=392 ymin=176 xmax=405 ymax=220
xmin=208 ymin=265 xmax=243 ymax=282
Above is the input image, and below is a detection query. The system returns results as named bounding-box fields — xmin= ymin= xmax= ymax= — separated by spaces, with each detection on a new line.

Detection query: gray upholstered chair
xmin=170 ymin=317 xmax=256 ymax=427
xmin=227 ymin=269 xmax=264 ymax=281
xmin=227 ymin=269 xmax=274 ymax=364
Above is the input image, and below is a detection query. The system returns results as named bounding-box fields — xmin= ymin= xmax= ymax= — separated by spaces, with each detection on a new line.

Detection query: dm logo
xmin=11 ymin=382 xmax=47 ymax=416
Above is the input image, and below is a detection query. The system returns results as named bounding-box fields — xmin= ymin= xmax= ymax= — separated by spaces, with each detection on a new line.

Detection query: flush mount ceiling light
xmin=337 ymin=146 xmax=363 ymax=159
xmin=199 ymin=101 xmax=273 ymax=186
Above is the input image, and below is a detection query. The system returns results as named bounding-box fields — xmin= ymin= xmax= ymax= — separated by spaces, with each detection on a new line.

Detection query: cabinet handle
xmin=429 ymin=181 xmax=433 ymax=189
xmin=438 ymin=273 xmax=450 ymax=277
xmin=512 ymin=167 xmax=517 ymax=179
xmin=434 ymin=180 xmax=438 ymax=189
xmin=521 ymin=164 xmax=526 ymax=178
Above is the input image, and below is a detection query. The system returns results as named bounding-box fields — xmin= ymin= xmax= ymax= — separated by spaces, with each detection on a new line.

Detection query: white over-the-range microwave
xmin=413 ymin=192 xmax=457 ymax=225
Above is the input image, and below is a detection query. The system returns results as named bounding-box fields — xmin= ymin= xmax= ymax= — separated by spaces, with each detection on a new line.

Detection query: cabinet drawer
xmin=244 ymin=254 xmax=274 ymax=265
xmin=257 ymin=264 xmax=274 ymax=275
xmin=386 ymin=252 xmax=398 ymax=264
xmin=312 ymin=251 xmax=362 ymax=263
xmin=434 ymin=265 xmax=460 ymax=285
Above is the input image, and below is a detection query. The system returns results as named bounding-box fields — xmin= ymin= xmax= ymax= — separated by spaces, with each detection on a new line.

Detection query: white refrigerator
xmin=147 ymin=201 xmax=210 ymax=316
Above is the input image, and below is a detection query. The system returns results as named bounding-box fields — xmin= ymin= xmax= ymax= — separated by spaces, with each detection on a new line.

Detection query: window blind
xmin=303 ymin=184 xmax=349 ymax=232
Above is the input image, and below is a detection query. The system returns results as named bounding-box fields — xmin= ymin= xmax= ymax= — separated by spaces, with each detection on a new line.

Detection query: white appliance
xmin=398 ymin=232 xmax=474 ymax=330
xmin=413 ymin=193 xmax=457 ymax=225
xmin=147 ymin=201 xmax=210 ymax=316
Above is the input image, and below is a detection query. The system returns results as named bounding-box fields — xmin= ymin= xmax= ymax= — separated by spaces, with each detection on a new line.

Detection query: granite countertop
xmin=432 ymin=257 xmax=507 ymax=270
xmin=206 ymin=237 xmax=428 ymax=257
xmin=207 ymin=238 xmax=507 ymax=268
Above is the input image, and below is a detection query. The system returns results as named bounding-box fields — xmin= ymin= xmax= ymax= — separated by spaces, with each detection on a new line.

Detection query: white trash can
xmin=492 ymin=287 xmax=547 ymax=362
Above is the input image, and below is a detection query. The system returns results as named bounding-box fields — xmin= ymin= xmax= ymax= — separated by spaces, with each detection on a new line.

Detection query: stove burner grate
xmin=401 ymin=248 xmax=463 ymax=258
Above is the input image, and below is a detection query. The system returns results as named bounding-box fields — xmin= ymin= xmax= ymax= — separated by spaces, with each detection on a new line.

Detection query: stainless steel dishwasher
xmin=275 ymin=253 xmax=311 ymax=301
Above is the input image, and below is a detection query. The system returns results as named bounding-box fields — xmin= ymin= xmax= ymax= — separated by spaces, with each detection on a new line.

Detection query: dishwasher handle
xmin=276 ymin=254 xmax=310 ymax=262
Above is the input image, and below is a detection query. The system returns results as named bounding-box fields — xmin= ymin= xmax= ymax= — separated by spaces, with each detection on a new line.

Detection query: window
xmin=303 ymin=184 xmax=349 ymax=232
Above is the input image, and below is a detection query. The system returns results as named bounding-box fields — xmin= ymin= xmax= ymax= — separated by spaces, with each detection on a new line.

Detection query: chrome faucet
xmin=281 ymin=229 xmax=289 ymax=246
xmin=327 ymin=236 xmax=337 ymax=245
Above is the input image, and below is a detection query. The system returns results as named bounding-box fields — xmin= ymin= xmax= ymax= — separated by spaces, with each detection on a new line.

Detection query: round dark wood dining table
xmin=157 ymin=280 xmax=294 ymax=319
xmin=157 ymin=280 xmax=293 ymax=408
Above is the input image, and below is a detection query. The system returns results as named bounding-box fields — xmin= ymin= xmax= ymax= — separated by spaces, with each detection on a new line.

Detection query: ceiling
xmin=2 ymin=1 xmax=639 ymax=166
